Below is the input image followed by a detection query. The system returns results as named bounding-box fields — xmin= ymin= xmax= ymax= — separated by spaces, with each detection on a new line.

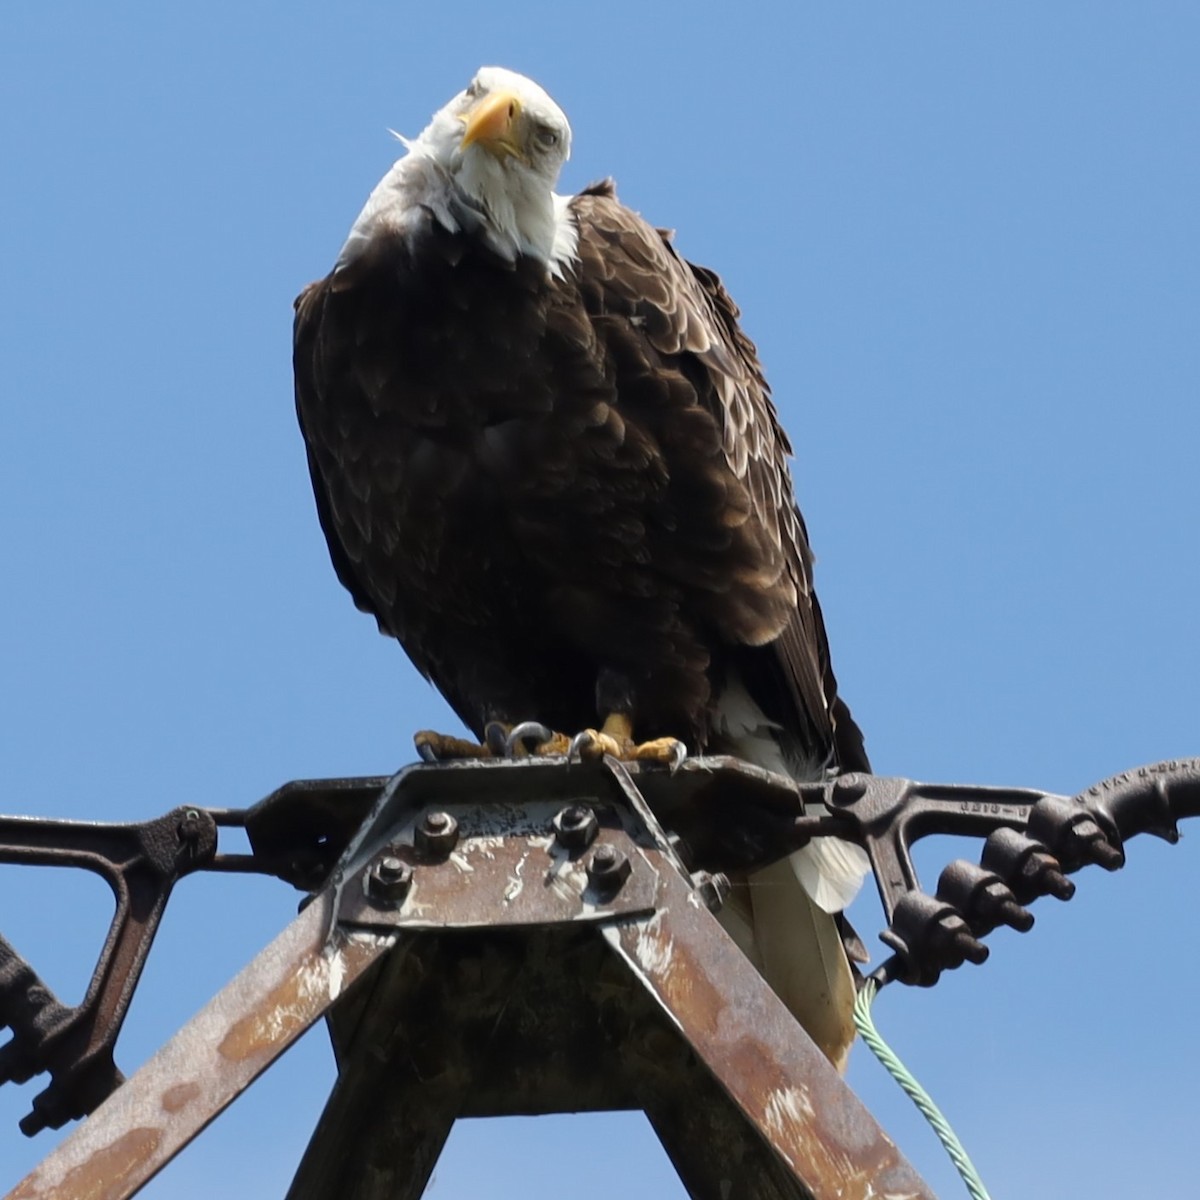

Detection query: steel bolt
xmin=415 ymin=810 xmax=459 ymax=856
xmin=665 ymin=831 xmax=694 ymax=870
xmin=177 ymin=808 xmax=204 ymax=840
xmin=832 ymin=774 xmax=869 ymax=804
xmin=553 ymin=804 xmax=599 ymax=850
xmin=977 ymin=880 xmax=1034 ymax=932
xmin=936 ymin=859 xmax=1034 ymax=935
xmin=1071 ymin=820 xmax=1124 ymax=870
xmin=691 ymin=870 xmax=731 ymax=913
xmin=944 ymin=924 xmax=989 ymax=966
xmin=1037 ymin=860 xmax=1075 ymax=901
xmin=586 ymin=843 xmax=631 ymax=892
xmin=369 ymin=855 xmax=413 ymax=903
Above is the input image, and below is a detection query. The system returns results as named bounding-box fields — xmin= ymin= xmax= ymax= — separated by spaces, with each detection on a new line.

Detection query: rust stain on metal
xmin=6 ymin=904 xmax=394 ymax=1200
xmin=218 ymin=944 xmax=351 ymax=1063
xmin=160 ymin=1082 xmax=199 ymax=1114
xmin=611 ymin=870 xmax=934 ymax=1200
xmin=4 ymin=761 xmax=941 ymax=1199
xmin=219 ymin=967 xmax=312 ymax=1061
xmin=630 ymin=911 xmax=722 ymax=1039
xmin=9 ymin=1127 xmax=161 ymax=1200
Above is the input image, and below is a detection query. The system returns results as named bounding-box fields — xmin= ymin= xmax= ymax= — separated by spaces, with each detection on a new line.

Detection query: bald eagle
xmin=294 ymin=67 xmax=871 ymax=1067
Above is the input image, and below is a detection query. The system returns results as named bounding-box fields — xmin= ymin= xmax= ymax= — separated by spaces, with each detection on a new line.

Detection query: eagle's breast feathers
xmin=295 ymin=179 xmax=846 ymax=760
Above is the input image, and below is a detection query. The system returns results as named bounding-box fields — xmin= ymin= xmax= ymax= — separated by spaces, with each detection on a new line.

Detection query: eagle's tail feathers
xmin=790 ymin=837 xmax=872 ymax=914
xmin=730 ymin=858 xmax=858 ymax=1071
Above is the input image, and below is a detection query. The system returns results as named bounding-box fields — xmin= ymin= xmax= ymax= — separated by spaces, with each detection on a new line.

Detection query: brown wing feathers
xmin=571 ymin=188 xmax=857 ymax=766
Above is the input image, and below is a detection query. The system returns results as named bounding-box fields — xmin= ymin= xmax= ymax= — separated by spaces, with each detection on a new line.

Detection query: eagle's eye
xmin=465 ymin=79 xmax=482 ymax=99
xmin=533 ymin=124 xmax=559 ymax=150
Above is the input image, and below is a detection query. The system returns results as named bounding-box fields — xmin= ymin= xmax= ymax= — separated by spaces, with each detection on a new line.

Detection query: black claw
xmin=667 ymin=741 xmax=688 ymax=773
xmin=484 ymin=722 xmax=510 ymax=757
xmin=568 ymin=731 xmax=595 ymax=762
xmin=416 ymin=741 xmax=439 ymax=764
xmin=507 ymin=721 xmax=554 ymax=756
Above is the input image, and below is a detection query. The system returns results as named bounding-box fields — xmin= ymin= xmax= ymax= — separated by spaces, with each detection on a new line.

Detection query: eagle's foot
xmin=414 ymin=730 xmax=493 ymax=762
xmin=568 ymin=714 xmax=688 ymax=770
xmin=415 ymin=717 xmax=685 ymax=767
xmin=414 ymin=722 xmax=572 ymax=763
xmin=496 ymin=721 xmax=573 ymax=758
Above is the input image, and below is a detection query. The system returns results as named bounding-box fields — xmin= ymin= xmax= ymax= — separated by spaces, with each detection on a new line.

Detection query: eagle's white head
xmin=417 ymin=66 xmax=576 ymax=272
xmin=340 ymin=67 xmax=578 ymax=277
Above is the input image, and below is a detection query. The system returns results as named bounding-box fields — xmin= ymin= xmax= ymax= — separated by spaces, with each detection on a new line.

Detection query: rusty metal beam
xmin=286 ymin=938 xmax=460 ymax=1200
xmin=5 ymin=895 xmax=393 ymax=1200
xmin=607 ymin=885 xmax=929 ymax=1199
xmin=6 ymin=751 xmax=1194 ymax=1151
xmin=291 ymin=924 xmax=836 ymax=1200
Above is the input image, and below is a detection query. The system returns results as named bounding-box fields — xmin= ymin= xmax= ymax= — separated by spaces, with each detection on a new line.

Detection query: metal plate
xmin=338 ymin=799 xmax=661 ymax=930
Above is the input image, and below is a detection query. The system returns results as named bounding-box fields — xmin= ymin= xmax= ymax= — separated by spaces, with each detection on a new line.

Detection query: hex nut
xmin=587 ymin=843 xmax=631 ymax=892
xmin=553 ymin=805 xmax=599 ymax=850
xmin=368 ymin=855 xmax=413 ymax=903
xmin=415 ymin=810 xmax=460 ymax=856
xmin=690 ymin=870 xmax=731 ymax=913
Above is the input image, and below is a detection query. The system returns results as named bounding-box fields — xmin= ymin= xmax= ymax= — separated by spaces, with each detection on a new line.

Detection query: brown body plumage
xmin=296 ymin=181 xmax=864 ymax=770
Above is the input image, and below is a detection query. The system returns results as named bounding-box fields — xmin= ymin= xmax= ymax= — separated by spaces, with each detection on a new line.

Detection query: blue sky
xmin=1 ymin=2 xmax=1197 ymax=1195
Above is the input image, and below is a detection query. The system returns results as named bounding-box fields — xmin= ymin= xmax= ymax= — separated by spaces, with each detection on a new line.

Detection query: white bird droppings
xmin=764 ymin=1084 xmax=815 ymax=1144
xmin=633 ymin=909 xmax=675 ymax=976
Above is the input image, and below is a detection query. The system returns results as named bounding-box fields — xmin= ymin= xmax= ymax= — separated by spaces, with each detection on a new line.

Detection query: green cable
xmin=854 ymin=977 xmax=993 ymax=1200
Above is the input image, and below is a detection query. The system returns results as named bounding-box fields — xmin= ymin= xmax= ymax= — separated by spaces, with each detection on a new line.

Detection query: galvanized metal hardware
xmin=690 ymin=869 xmax=731 ymax=913
xmin=933 ymin=859 xmax=1033 ymax=935
xmin=807 ymin=758 xmax=1200 ymax=987
xmin=331 ymin=780 xmax=663 ymax=934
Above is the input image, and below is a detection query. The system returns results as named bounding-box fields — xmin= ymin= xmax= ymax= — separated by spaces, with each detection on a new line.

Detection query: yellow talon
xmin=573 ymin=714 xmax=687 ymax=768
xmin=414 ymin=714 xmax=685 ymax=767
xmin=414 ymin=722 xmax=574 ymax=762
xmin=413 ymin=730 xmax=493 ymax=761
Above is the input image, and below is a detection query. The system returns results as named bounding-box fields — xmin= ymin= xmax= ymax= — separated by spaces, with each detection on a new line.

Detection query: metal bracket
xmin=819 ymin=759 xmax=1199 ymax=986
xmin=0 ymin=807 xmax=217 ymax=1135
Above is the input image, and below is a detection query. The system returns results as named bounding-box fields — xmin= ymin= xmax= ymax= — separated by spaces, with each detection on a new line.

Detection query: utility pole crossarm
xmin=8 ymin=758 xmax=934 ymax=1200
xmin=5 ymin=754 xmax=1198 ymax=1198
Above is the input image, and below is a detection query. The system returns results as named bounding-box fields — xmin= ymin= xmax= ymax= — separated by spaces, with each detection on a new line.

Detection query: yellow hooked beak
xmin=460 ymin=89 xmax=524 ymax=158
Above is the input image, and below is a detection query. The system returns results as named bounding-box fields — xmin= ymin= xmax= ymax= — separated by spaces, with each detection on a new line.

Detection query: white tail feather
xmin=716 ymin=862 xmax=858 ymax=1070
xmin=790 ymin=837 xmax=871 ymax=914
xmin=714 ymin=680 xmax=868 ymax=1069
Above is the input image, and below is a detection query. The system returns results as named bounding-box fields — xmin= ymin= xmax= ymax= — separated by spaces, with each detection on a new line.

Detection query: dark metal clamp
xmin=0 ymin=807 xmax=218 ymax=1134
xmin=808 ymin=758 xmax=1199 ymax=987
